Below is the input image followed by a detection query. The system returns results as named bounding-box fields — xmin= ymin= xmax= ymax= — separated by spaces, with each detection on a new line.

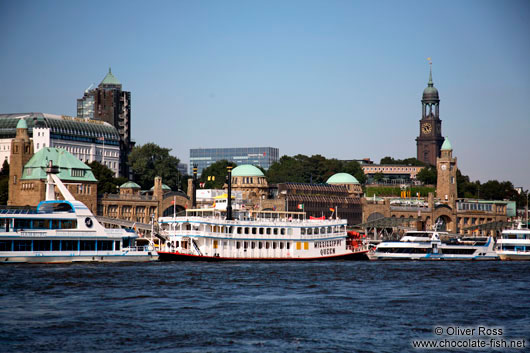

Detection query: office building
xmin=77 ymin=68 xmax=133 ymax=177
xmin=189 ymin=147 xmax=279 ymax=175
xmin=0 ymin=113 xmax=120 ymax=176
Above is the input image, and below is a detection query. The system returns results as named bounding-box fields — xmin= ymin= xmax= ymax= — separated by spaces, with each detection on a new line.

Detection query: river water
xmin=1 ymin=261 xmax=529 ymax=352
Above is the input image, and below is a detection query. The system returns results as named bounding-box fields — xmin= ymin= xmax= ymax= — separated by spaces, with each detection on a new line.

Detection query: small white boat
xmin=371 ymin=230 xmax=498 ymax=261
xmin=0 ymin=163 xmax=158 ymax=263
xmin=496 ymin=223 xmax=530 ymax=260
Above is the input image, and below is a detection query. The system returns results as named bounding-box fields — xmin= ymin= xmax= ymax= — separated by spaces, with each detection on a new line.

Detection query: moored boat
xmin=0 ymin=163 xmax=158 ymax=263
xmin=496 ymin=224 xmax=530 ymax=260
xmin=371 ymin=230 xmax=498 ymax=261
xmin=157 ymin=208 xmax=368 ymax=261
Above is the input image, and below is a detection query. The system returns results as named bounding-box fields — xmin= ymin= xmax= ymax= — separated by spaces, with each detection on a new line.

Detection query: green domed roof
xmin=326 ymin=173 xmax=359 ymax=185
xmin=16 ymin=118 xmax=27 ymax=129
xmin=232 ymin=164 xmax=264 ymax=177
xmin=150 ymin=184 xmax=171 ymax=191
xmin=120 ymin=181 xmax=141 ymax=189
xmin=422 ymin=64 xmax=439 ymax=101
xmin=441 ymin=138 xmax=452 ymax=151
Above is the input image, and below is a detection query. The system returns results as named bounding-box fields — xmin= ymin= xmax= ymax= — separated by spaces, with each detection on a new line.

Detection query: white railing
xmin=160 ymin=229 xmax=348 ymax=240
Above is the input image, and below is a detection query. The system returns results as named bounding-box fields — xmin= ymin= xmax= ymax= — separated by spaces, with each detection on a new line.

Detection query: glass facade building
xmin=190 ymin=147 xmax=279 ymax=175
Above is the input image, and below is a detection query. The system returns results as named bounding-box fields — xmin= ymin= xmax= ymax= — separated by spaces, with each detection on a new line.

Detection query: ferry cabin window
xmin=14 ymin=240 xmax=32 ymax=251
xmin=244 ymin=227 xmax=249 ymax=235
xmin=115 ymin=241 xmax=120 ymax=250
xmin=280 ymin=228 xmax=285 ymax=235
xmin=258 ymin=242 xmax=263 ymax=249
xmin=259 ymin=228 xmax=264 ymax=235
xmin=252 ymin=228 xmax=257 ymax=235
xmin=97 ymin=241 xmax=113 ymax=251
xmin=0 ymin=240 xmax=11 ymax=251
xmin=301 ymin=228 xmax=306 ymax=235
xmin=273 ymin=228 xmax=278 ymax=235
xmin=307 ymin=228 xmax=313 ymax=235
xmin=236 ymin=241 xmax=241 ymax=249
xmin=14 ymin=219 xmax=31 ymax=230
xmin=251 ymin=242 xmax=255 ymax=249
xmin=272 ymin=242 xmax=277 ymax=249
xmin=314 ymin=228 xmax=319 ymax=235
xmin=286 ymin=242 xmax=290 ymax=250
xmin=81 ymin=240 xmax=95 ymax=251
xmin=52 ymin=240 xmax=60 ymax=250
xmin=34 ymin=240 xmax=51 ymax=251
xmin=321 ymin=227 xmax=326 ymax=234
xmin=279 ymin=242 xmax=284 ymax=249
xmin=62 ymin=240 xmax=78 ymax=251
xmin=266 ymin=228 xmax=271 ymax=235
xmin=237 ymin=227 xmax=242 ymax=234
xmin=327 ymin=227 xmax=332 ymax=233
xmin=244 ymin=241 xmax=248 ymax=249
xmin=265 ymin=242 xmax=270 ymax=249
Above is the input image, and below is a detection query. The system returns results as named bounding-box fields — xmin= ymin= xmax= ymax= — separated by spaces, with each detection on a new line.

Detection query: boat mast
xmin=226 ymin=165 xmax=233 ymax=221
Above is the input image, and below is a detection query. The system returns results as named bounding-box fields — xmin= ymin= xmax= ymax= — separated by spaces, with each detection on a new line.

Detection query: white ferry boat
xmin=157 ymin=209 xmax=368 ymax=261
xmin=496 ymin=224 xmax=530 ymax=260
xmin=0 ymin=165 xmax=158 ymax=263
xmin=371 ymin=230 xmax=498 ymax=261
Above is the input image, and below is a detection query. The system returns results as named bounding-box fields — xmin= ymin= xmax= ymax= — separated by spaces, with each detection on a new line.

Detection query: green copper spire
xmin=441 ymin=138 xmax=452 ymax=151
xmin=100 ymin=67 xmax=121 ymax=85
xmin=428 ymin=61 xmax=433 ymax=87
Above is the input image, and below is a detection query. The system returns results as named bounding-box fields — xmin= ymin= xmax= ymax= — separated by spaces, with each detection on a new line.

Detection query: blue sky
xmin=1 ymin=0 xmax=529 ymax=189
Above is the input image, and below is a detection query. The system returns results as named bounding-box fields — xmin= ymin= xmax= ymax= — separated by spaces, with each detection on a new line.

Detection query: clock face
xmin=422 ymin=123 xmax=432 ymax=134
xmin=441 ymin=164 xmax=447 ymax=171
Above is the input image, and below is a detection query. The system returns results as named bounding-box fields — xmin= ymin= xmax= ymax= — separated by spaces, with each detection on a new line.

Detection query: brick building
xmin=8 ymin=119 xmax=98 ymax=213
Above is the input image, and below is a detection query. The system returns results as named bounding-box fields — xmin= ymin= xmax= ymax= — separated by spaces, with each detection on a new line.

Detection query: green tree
xmin=128 ymin=143 xmax=181 ymax=190
xmin=199 ymin=160 xmax=237 ymax=189
xmin=87 ymin=161 xmax=127 ymax=195
xmin=416 ymin=166 xmax=437 ymax=185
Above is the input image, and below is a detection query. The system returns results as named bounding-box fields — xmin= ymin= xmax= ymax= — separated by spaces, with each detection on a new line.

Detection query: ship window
xmin=265 ymin=242 xmax=270 ymax=249
xmin=259 ymin=228 xmax=264 ymax=235
xmin=258 ymin=242 xmax=263 ymax=249
xmin=61 ymin=220 xmax=77 ymax=229
xmin=301 ymin=228 xmax=306 ymax=235
xmin=52 ymin=220 xmax=60 ymax=229
xmin=252 ymin=228 xmax=257 ymax=235
xmin=115 ymin=241 xmax=120 ymax=250
xmin=32 ymin=219 xmax=50 ymax=229
xmin=236 ymin=241 xmax=241 ymax=249
xmin=0 ymin=240 xmax=11 ymax=251
xmin=279 ymin=242 xmax=284 ymax=249
xmin=237 ymin=227 xmax=242 ymax=234
xmin=244 ymin=241 xmax=248 ymax=249
xmin=321 ymin=227 xmax=326 ymax=234
xmin=14 ymin=240 xmax=32 ymax=251
xmin=51 ymin=240 xmax=61 ymax=251
xmin=280 ymin=228 xmax=285 ymax=235
xmin=327 ymin=227 xmax=332 ymax=233
xmin=287 ymin=242 xmax=290 ymax=249
xmin=314 ymin=228 xmax=319 ymax=235
xmin=244 ymin=227 xmax=249 ymax=235
xmin=14 ymin=219 xmax=31 ymax=230
xmin=272 ymin=242 xmax=277 ymax=249
xmin=80 ymin=240 xmax=95 ymax=251
xmin=307 ymin=228 xmax=313 ymax=235
xmin=62 ymin=240 xmax=78 ymax=251
xmin=266 ymin=228 xmax=271 ymax=235
xmin=273 ymin=228 xmax=278 ymax=235
xmin=34 ymin=240 xmax=51 ymax=251
xmin=251 ymin=242 xmax=255 ymax=249
xmin=97 ymin=241 xmax=113 ymax=251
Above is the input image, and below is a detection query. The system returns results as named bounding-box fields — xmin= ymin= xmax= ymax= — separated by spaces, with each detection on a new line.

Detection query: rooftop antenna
xmin=84 ymin=83 xmax=94 ymax=93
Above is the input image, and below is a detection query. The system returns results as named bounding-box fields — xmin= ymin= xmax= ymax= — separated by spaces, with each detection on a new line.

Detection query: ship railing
xmin=123 ymin=245 xmax=152 ymax=252
xmin=162 ymin=216 xmax=346 ymax=227
xmin=160 ymin=229 xmax=348 ymax=240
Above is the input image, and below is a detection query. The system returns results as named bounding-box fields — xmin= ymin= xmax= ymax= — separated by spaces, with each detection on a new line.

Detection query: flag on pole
xmin=329 ymin=208 xmax=335 ymax=212
xmin=297 ymin=204 xmax=304 ymax=210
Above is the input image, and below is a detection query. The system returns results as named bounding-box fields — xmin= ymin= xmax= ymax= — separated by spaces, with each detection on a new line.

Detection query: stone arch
xmin=367 ymin=212 xmax=384 ymax=222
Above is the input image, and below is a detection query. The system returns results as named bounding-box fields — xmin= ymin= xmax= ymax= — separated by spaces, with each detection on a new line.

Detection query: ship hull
xmin=158 ymin=250 xmax=369 ymax=261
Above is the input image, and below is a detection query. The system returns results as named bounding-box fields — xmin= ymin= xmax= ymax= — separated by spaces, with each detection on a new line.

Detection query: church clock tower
xmin=416 ymin=62 xmax=444 ymax=166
